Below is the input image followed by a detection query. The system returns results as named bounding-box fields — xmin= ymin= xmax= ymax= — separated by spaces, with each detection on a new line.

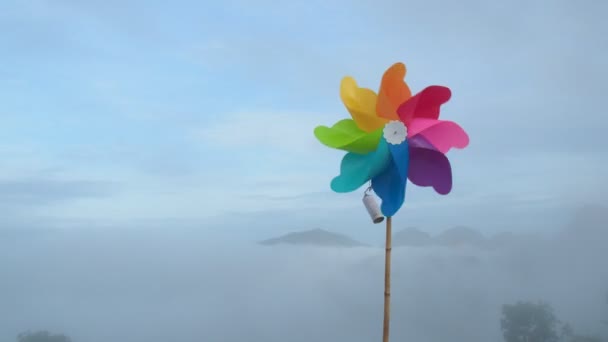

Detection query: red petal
xmin=397 ymin=86 xmax=451 ymax=125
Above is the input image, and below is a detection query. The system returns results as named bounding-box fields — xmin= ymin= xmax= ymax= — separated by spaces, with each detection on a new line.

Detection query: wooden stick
xmin=383 ymin=216 xmax=392 ymax=342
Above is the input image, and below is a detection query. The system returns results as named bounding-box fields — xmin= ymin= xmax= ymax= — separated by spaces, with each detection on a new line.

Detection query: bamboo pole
xmin=383 ymin=216 xmax=392 ymax=342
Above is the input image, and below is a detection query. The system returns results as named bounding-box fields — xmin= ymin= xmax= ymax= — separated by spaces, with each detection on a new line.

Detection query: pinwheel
xmin=314 ymin=62 xmax=469 ymax=217
xmin=313 ymin=62 xmax=469 ymax=342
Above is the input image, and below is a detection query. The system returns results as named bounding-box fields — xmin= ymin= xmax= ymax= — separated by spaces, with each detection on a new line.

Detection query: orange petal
xmin=377 ymin=62 xmax=412 ymax=121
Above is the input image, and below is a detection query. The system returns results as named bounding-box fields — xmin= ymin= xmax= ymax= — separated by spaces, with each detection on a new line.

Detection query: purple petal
xmin=408 ymin=134 xmax=439 ymax=151
xmin=407 ymin=145 xmax=452 ymax=195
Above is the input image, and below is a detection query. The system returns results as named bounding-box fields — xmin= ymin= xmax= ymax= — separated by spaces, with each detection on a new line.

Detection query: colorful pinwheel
xmin=314 ymin=62 xmax=469 ymax=217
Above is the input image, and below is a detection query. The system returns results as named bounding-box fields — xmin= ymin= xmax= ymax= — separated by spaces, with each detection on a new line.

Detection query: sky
xmin=1 ymin=0 xmax=607 ymax=236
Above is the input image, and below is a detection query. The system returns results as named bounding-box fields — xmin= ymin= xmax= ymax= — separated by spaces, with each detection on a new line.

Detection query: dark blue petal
xmin=371 ymin=140 xmax=410 ymax=217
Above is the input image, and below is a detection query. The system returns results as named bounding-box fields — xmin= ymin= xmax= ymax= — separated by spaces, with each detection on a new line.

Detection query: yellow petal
xmin=340 ymin=76 xmax=388 ymax=133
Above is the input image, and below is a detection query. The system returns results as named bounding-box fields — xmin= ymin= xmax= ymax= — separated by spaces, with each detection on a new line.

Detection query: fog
xmin=2 ymin=0 xmax=607 ymax=340
xmin=2 ymin=206 xmax=606 ymax=342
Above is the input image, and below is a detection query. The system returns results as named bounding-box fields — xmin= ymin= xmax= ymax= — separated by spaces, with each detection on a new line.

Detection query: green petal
xmin=330 ymin=138 xmax=391 ymax=193
xmin=314 ymin=119 xmax=382 ymax=154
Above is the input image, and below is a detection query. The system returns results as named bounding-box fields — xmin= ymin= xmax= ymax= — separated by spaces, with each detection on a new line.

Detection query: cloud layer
xmin=1 ymin=216 xmax=607 ymax=342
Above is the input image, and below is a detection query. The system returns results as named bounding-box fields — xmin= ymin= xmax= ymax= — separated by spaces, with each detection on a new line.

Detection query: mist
xmin=2 ymin=206 xmax=606 ymax=342
xmin=2 ymin=0 xmax=607 ymax=340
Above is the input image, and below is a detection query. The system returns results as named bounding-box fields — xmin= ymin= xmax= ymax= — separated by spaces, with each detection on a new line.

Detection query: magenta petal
xmin=408 ymin=144 xmax=452 ymax=195
xmin=408 ymin=118 xmax=469 ymax=154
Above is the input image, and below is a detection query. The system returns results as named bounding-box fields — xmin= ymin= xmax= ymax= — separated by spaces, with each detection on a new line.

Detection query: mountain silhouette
xmin=392 ymin=227 xmax=433 ymax=247
xmin=259 ymin=228 xmax=368 ymax=247
xmin=392 ymin=226 xmax=489 ymax=248
xmin=435 ymin=226 xmax=487 ymax=247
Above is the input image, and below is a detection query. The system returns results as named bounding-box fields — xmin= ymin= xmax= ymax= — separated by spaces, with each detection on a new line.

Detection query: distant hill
xmin=558 ymin=204 xmax=608 ymax=248
xmin=487 ymin=231 xmax=525 ymax=249
xmin=261 ymin=226 xmax=526 ymax=250
xmin=259 ymin=229 xmax=369 ymax=247
xmin=435 ymin=226 xmax=488 ymax=247
xmin=0 ymin=227 xmax=58 ymax=241
xmin=392 ymin=227 xmax=432 ymax=247
xmin=392 ymin=226 xmax=489 ymax=249
xmin=564 ymin=204 xmax=607 ymax=236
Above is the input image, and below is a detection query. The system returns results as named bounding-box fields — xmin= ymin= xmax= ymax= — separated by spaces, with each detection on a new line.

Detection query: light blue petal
xmin=331 ymin=139 xmax=391 ymax=193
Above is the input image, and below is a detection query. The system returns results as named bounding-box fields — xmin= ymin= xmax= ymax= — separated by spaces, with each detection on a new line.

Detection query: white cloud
xmin=193 ymin=110 xmax=341 ymax=154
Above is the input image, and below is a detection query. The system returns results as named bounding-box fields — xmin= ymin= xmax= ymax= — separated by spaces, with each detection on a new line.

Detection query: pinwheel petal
xmin=331 ymin=139 xmax=391 ymax=193
xmin=314 ymin=119 xmax=383 ymax=154
xmin=371 ymin=139 xmax=409 ymax=217
xmin=408 ymin=118 xmax=469 ymax=153
xmin=340 ymin=76 xmax=388 ymax=132
xmin=407 ymin=133 xmax=438 ymax=150
xmin=397 ymin=86 xmax=452 ymax=125
xmin=408 ymin=135 xmax=453 ymax=195
xmin=377 ymin=62 xmax=412 ymax=121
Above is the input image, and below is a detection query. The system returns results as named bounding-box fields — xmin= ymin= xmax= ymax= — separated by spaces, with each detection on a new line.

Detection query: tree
xmin=501 ymin=301 xmax=560 ymax=342
xmin=17 ymin=331 xmax=72 ymax=342
xmin=603 ymin=291 xmax=608 ymax=327
xmin=560 ymin=324 xmax=604 ymax=342
xmin=566 ymin=336 xmax=603 ymax=342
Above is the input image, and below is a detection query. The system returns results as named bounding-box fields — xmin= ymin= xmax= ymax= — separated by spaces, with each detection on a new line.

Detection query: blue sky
xmin=1 ymin=0 xmax=606 ymax=237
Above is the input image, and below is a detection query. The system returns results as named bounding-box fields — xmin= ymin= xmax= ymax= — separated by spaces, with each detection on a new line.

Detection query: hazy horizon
xmin=2 ymin=208 xmax=607 ymax=341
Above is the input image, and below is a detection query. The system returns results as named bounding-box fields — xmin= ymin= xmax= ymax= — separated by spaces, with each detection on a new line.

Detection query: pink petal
xmin=407 ymin=118 xmax=469 ymax=154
